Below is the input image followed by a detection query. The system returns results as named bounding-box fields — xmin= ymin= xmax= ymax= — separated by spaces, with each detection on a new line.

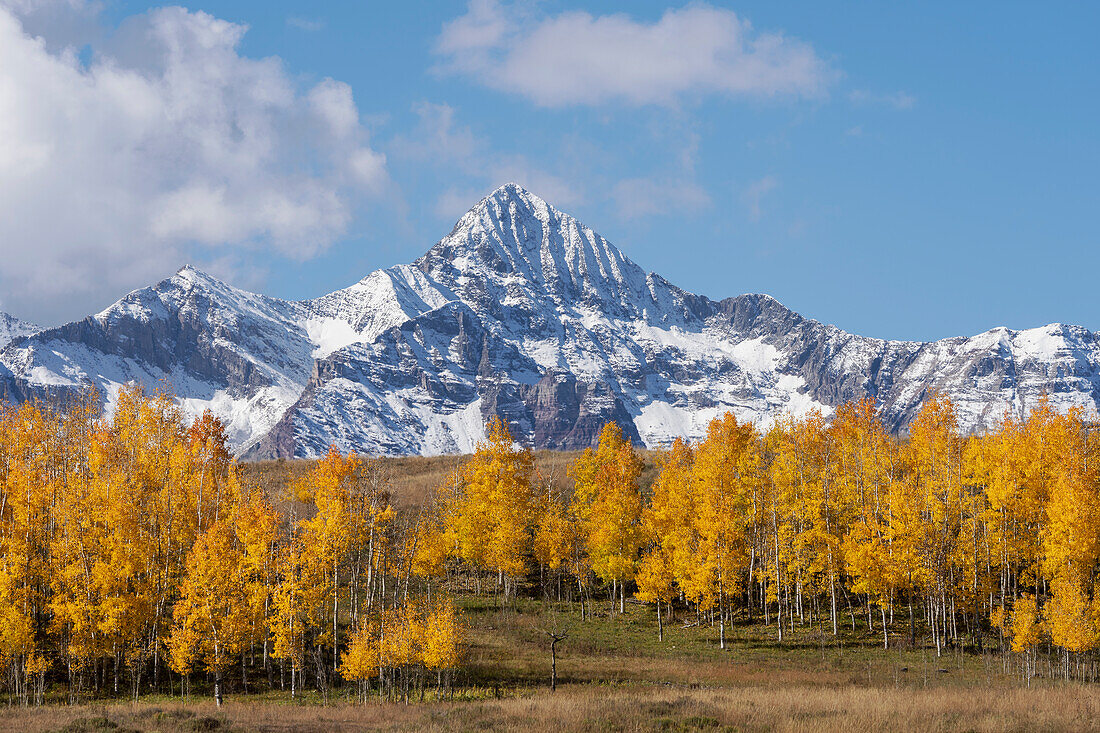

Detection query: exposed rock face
xmin=3 ymin=183 xmax=1099 ymax=456
xmin=0 ymin=313 xmax=37 ymax=350
xmin=0 ymin=267 xmax=314 ymax=452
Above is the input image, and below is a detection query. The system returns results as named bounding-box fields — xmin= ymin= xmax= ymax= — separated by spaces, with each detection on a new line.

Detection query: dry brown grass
xmin=8 ymin=597 xmax=1093 ymax=732
xmin=239 ymin=450 xmax=661 ymax=508
xmin=6 ymin=682 xmax=1100 ymax=732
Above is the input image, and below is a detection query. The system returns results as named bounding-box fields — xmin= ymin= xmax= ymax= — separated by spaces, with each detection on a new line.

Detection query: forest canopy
xmin=1 ymin=386 xmax=1099 ymax=706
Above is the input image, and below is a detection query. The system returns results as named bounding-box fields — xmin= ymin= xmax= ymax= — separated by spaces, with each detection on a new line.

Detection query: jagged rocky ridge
xmin=2 ymin=183 xmax=1099 ymax=457
xmin=0 ymin=313 xmax=38 ymax=350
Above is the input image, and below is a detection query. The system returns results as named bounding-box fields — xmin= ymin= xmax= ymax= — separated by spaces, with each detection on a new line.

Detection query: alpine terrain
xmin=2 ymin=183 xmax=1098 ymax=458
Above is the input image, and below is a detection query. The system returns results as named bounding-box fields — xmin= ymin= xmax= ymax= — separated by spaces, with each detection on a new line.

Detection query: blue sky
xmin=1 ymin=1 xmax=1097 ymax=341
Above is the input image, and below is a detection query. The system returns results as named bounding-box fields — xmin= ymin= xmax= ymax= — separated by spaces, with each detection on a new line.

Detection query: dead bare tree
xmin=545 ymin=631 xmax=567 ymax=692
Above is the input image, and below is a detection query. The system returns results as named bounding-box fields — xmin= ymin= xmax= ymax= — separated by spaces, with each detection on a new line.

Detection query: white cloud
xmin=848 ymin=89 xmax=916 ymax=109
xmin=1 ymin=0 xmax=100 ymax=49
xmin=0 ymin=3 xmax=387 ymax=324
xmin=435 ymin=1 xmax=834 ymax=107
xmin=743 ymin=175 xmax=779 ymax=221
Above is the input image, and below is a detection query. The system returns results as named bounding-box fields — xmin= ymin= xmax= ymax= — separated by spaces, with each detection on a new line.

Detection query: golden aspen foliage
xmin=167 ymin=520 xmax=252 ymax=687
xmin=420 ymin=598 xmax=461 ymax=672
xmin=770 ymin=411 xmax=844 ymax=629
xmin=412 ymin=513 xmax=452 ymax=580
xmin=451 ymin=417 xmax=536 ymax=589
xmin=378 ymin=603 xmax=421 ymax=672
xmin=0 ymin=385 xmax=467 ymax=702
xmin=269 ymin=543 xmax=313 ymax=689
xmin=835 ymin=400 xmax=898 ymax=622
xmin=1045 ymin=577 xmax=1100 ymax=653
xmin=693 ymin=413 xmax=760 ymax=645
xmin=0 ymin=402 xmax=57 ymax=678
xmin=569 ymin=422 xmax=645 ymax=609
xmin=532 ymin=474 xmax=575 ymax=575
xmin=640 ymin=439 xmax=698 ymax=608
xmin=1010 ymin=593 xmax=1043 ymax=654
xmin=339 ymin=618 xmax=380 ymax=696
xmin=233 ymin=488 xmax=282 ymax=646
xmin=18 ymin=375 xmax=1100 ymax=696
xmin=906 ymin=394 xmax=965 ymax=580
xmin=293 ymin=448 xmax=362 ymax=654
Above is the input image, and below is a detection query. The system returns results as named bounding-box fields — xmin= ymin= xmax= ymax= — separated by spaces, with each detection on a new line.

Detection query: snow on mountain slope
xmin=0 ymin=312 xmax=38 ymax=349
xmin=3 ymin=183 xmax=1100 ymax=457
xmin=252 ymin=185 xmax=829 ymax=457
xmin=0 ymin=266 xmax=318 ymax=452
xmin=305 ymin=265 xmax=455 ymax=356
xmin=250 ymin=184 xmax=1100 ymax=457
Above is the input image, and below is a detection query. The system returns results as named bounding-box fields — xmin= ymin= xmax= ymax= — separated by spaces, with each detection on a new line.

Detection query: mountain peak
xmin=485 ymin=181 xmax=544 ymax=205
xmin=7 ymin=183 xmax=1100 ymax=459
xmin=415 ymin=183 xmax=671 ymax=325
xmin=0 ymin=311 xmax=39 ymax=350
xmin=455 ymin=182 xmax=554 ymax=233
xmin=173 ymin=263 xmax=220 ymax=286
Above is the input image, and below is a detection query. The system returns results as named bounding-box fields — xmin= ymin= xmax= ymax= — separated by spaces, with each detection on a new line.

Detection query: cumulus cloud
xmin=0 ymin=3 xmax=387 ymax=324
xmin=435 ymin=1 xmax=834 ymax=107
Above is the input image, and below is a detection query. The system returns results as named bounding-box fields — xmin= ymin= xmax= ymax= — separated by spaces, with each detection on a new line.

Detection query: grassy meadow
xmin=6 ymin=587 xmax=1100 ymax=731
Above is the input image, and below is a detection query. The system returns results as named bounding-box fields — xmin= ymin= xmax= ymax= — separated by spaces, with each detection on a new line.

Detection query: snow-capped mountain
xmin=2 ymin=183 xmax=1099 ymax=457
xmin=0 ymin=266 xmax=315 ymax=450
xmin=0 ymin=312 xmax=38 ymax=350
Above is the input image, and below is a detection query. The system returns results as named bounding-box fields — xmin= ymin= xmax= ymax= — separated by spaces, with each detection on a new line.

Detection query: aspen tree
xmin=1010 ymin=593 xmax=1043 ymax=681
xmin=831 ymin=400 xmax=899 ymax=641
xmin=639 ymin=439 xmax=695 ymax=638
xmin=905 ymin=394 xmax=964 ymax=655
xmin=532 ymin=474 xmax=577 ymax=601
xmin=0 ymin=401 xmax=55 ymax=702
xmin=692 ymin=413 xmax=760 ymax=648
xmin=1039 ymin=405 xmax=1100 ymax=671
xmin=569 ymin=422 xmax=644 ymax=614
xmin=293 ymin=448 xmax=362 ymax=674
xmin=270 ymin=544 xmax=312 ymax=698
xmin=233 ymin=488 xmax=281 ymax=681
xmin=421 ymin=598 xmax=461 ymax=696
xmin=447 ymin=417 xmax=536 ymax=599
xmin=339 ymin=618 xmax=380 ymax=702
xmin=168 ymin=520 xmax=252 ymax=705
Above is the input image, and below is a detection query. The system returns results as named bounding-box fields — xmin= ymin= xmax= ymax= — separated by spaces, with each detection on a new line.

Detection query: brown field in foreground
xmin=240 ymin=450 xmax=661 ymax=507
xmin=4 ymin=682 xmax=1100 ymax=733
xmin=5 ymin=593 xmax=1100 ymax=733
